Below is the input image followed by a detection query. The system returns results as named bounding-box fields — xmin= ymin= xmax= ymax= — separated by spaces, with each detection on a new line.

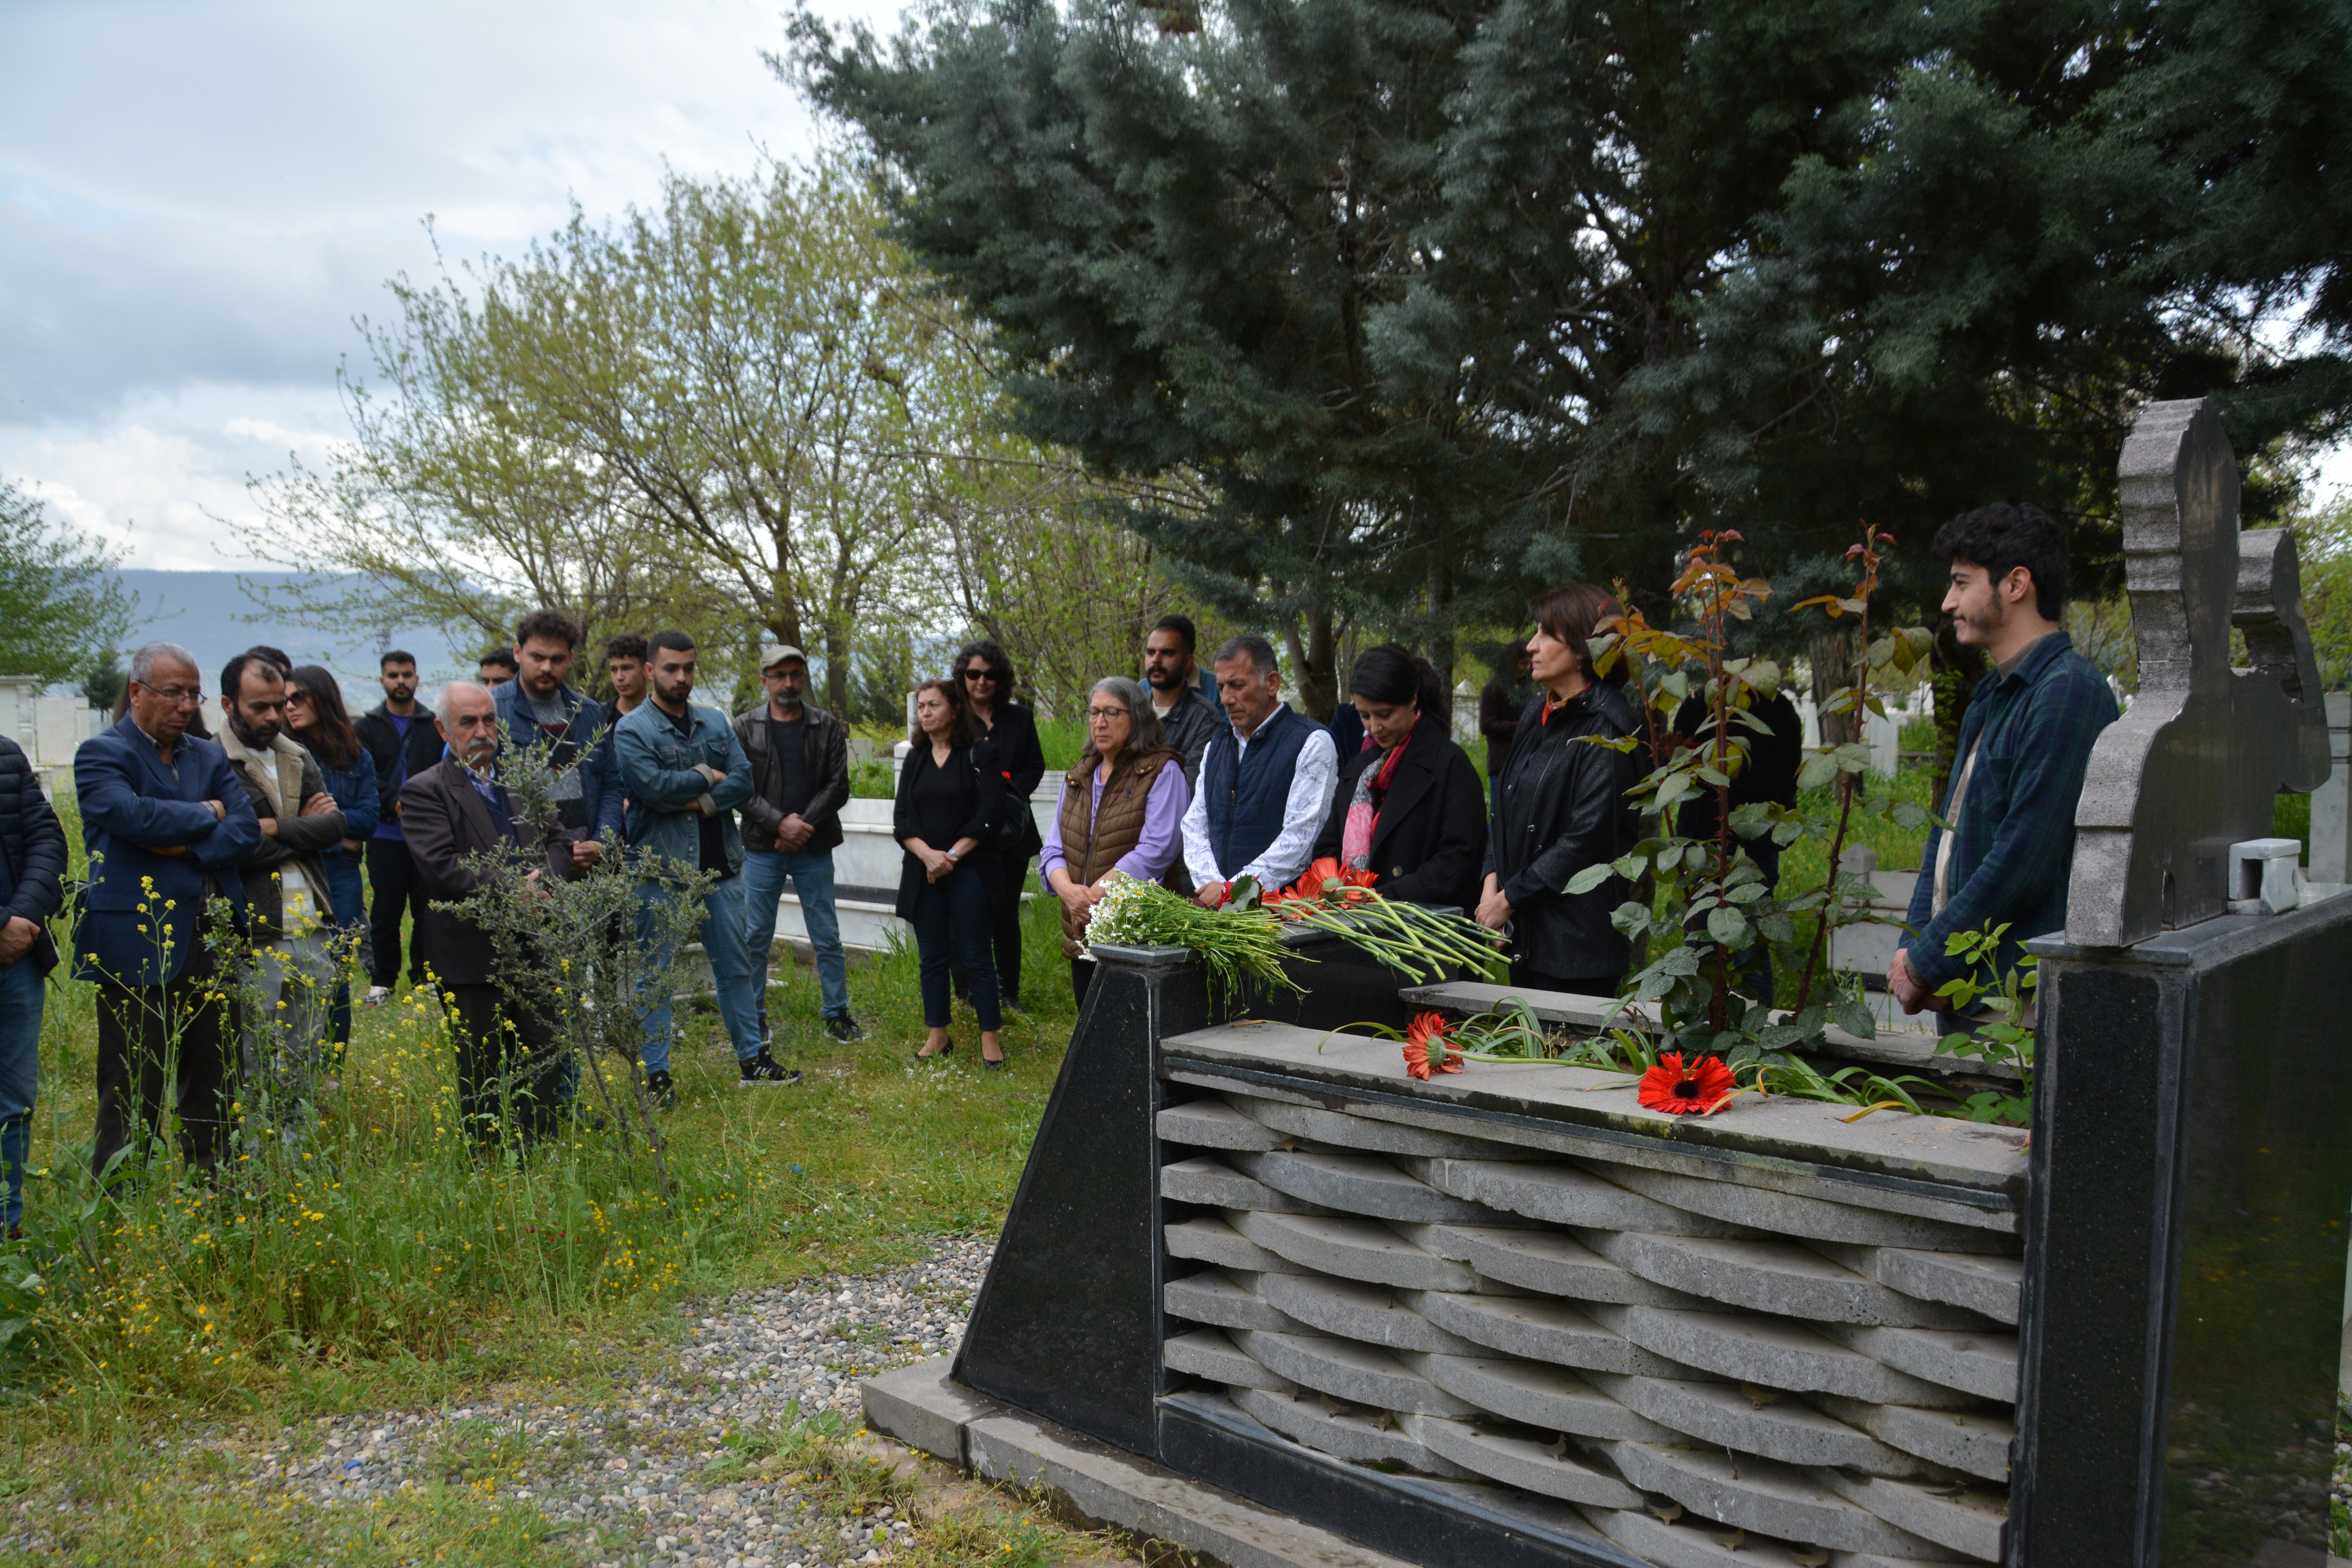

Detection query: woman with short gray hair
xmin=1038 ymin=676 xmax=1191 ymax=1006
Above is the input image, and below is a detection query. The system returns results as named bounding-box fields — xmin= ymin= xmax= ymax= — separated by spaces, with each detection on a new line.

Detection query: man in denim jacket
xmin=488 ymin=608 xmax=624 ymax=842
xmin=615 ymin=631 xmax=798 ymax=1103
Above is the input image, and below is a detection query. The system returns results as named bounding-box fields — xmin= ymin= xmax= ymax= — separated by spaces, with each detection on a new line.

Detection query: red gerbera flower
xmin=1637 ymin=1052 xmax=1737 ymax=1115
xmin=1280 ymin=856 xmax=1381 ymax=907
xmin=1402 ymin=1011 xmax=1463 ymax=1080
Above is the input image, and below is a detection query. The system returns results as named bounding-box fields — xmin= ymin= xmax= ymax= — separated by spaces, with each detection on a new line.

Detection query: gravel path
xmin=13 ymin=1236 xmax=997 ymax=1568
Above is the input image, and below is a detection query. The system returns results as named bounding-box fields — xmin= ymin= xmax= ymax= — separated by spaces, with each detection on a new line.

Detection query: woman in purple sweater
xmin=1040 ymin=677 xmax=1191 ymax=1007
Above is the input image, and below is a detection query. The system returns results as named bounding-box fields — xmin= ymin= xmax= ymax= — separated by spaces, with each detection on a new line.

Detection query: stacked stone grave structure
xmin=867 ymin=397 xmax=2352 ymax=1568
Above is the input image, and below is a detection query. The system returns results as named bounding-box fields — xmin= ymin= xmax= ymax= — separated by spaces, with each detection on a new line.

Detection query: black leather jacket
xmin=0 ymin=735 xmax=66 ymax=972
xmin=1482 ymin=682 xmax=1644 ymax=979
xmin=731 ymin=702 xmax=851 ymax=855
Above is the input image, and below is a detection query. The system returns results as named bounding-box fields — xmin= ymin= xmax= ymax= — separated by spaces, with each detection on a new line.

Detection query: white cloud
xmin=0 ymin=0 xmax=902 ymax=566
xmin=2 ymin=382 xmax=355 ymax=568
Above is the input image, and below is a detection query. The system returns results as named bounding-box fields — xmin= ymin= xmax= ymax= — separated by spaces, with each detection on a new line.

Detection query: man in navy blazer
xmin=73 ymin=642 xmax=259 ymax=1179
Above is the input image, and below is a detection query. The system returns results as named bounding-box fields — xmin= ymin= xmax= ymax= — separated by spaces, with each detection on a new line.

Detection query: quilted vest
xmin=1057 ymin=748 xmax=1178 ymax=954
xmin=1199 ymin=703 xmax=1314 ymax=878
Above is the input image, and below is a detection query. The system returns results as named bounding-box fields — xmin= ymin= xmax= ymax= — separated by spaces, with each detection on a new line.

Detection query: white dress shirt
xmin=1181 ymin=704 xmax=1340 ymax=893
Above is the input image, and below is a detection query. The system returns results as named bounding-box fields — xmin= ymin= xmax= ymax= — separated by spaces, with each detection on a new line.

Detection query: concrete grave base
xmin=863 ymin=1357 xmax=1418 ymax=1568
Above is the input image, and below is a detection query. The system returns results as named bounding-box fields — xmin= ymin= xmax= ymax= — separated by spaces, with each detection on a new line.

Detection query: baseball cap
xmin=760 ymin=643 xmax=808 ymax=670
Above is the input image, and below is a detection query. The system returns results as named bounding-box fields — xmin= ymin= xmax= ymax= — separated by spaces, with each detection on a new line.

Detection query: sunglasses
xmin=962 ymin=667 xmax=1002 ymax=682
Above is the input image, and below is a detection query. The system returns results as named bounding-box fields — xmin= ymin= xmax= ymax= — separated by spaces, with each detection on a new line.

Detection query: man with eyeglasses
xmin=72 ymin=641 xmax=260 ymax=1182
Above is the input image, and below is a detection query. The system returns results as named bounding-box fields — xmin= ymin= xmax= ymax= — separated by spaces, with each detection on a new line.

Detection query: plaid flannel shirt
xmin=1901 ymin=630 xmax=2118 ymax=990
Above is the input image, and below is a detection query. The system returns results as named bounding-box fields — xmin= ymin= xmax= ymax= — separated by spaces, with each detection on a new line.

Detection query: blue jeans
xmin=0 ymin=957 xmax=44 ymax=1232
xmin=635 ymin=875 xmax=764 ymax=1074
xmin=740 ymin=847 xmax=851 ymax=1029
xmin=323 ymin=853 xmax=367 ymax=1049
xmin=911 ymin=863 xmax=1000 ymax=1030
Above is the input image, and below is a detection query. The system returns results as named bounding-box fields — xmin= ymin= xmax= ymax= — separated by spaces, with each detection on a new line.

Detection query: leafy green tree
xmin=2295 ymin=490 xmax=2352 ymax=691
xmin=794 ymin=0 xmax=1514 ymax=710
xmin=78 ymin=655 xmax=128 ymax=715
xmin=0 ymin=480 xmax=132 ymax=686
xmin=248 ymin=158 xmax=1047 ymax=717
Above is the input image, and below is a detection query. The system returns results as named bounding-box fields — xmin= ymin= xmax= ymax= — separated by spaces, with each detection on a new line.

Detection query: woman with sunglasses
xmin=951 ymin=640 xmax=1045 ymax=1013
xmin=895 ymin=678 xmax=1008 ymax=1065
xmin=283 ymin=666 xmax=380 ymax=1053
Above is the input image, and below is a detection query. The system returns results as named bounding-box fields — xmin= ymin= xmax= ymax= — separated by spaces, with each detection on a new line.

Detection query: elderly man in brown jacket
xmin=218 ymin=653 xmax=347 ymax=1109
xmin=401 ymin=681 xmax=592 ymax=1145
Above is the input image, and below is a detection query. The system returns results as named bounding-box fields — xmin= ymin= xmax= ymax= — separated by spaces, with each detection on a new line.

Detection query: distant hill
xmin=113 ymin=570 xmax=469 ymax=711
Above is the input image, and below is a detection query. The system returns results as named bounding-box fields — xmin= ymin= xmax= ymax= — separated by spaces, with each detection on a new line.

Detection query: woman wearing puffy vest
xmin=1040 ymin=677 xmax=1190 ymax=1006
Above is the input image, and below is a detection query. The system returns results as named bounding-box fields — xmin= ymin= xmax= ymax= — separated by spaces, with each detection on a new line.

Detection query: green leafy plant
xmin=452 ymin=737 xmax=719 ymax=1193
xmin=1930 ymin=923 xmax=2036 ymax=1125
xmin=1573 ymin=525 xmax=1933 ymax=1073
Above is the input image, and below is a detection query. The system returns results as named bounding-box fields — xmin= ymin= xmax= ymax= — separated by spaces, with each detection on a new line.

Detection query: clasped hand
xmin=0 ymin=915 xmax=38 ymax=964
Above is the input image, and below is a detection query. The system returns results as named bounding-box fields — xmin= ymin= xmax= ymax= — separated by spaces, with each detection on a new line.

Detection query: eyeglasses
xmin=962 ymin=668 xmax=1001 ymax=683
xmin=1085 ymin=706 xmax=1129 ymax=722
xmin=139 ymin=684 xmax=204 ymax=707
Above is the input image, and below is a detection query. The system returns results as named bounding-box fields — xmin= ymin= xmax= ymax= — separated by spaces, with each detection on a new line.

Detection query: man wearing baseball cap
xmin=733 ymin=644 xmax=865 ymax=1045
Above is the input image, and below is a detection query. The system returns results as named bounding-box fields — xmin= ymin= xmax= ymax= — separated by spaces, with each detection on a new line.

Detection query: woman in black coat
xmin=1311 ymin=646 xmax=1486 ymax=913
xmin=1477 ymin=585 xmax=1644 ymax=997
xmin=953 ymin=640 xmax=1045 ymax=1012
xmin=896 ymin=678 xmax=1009 ymax=1065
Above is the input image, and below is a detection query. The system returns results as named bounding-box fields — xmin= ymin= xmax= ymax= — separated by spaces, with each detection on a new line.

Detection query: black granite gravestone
xmin=942 ymin=396 xmax=2346 ymax=1568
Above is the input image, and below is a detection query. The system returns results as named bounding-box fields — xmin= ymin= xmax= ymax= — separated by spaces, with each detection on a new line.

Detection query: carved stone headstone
xmin=2066 ymin=396 xmax=2330 ymax=946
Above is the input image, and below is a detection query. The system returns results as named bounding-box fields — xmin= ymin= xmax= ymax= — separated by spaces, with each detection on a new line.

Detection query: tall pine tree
xmin=797 ymin=0 xmax=2352 ymax=676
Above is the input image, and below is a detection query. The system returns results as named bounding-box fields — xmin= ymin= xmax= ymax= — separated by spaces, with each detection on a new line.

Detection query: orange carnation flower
xmin=1637 ymin=1052 xmax=1736 ymax=1115
xmin=1402 ymin=1011 xmax=1463 ymax=1080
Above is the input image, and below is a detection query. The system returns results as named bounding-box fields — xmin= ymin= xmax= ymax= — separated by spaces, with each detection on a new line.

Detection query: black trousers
xmin=916 ymin=864 xmax=1001 ymax=1030
xmin=953 ymin=843 xmax=1029 ymax=1007
xmin=438 ymin=983 xmax=563 ymax=1145
xmin=1071 ymin=957 xmax=1096 ymax=1009
xmin=92 ymin=943 xmax=238 ymax=1178
xmin=366 ymin=838 xmax=430 ymax=988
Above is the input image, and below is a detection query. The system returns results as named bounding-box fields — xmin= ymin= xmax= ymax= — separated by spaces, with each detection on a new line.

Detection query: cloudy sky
xmin=0 ymin=0 xmax=898 ymax=569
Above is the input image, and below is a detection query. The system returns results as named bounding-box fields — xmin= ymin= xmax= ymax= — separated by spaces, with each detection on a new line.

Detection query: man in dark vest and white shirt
xmin=1181 ymin=635 xmax=1339 ymax=906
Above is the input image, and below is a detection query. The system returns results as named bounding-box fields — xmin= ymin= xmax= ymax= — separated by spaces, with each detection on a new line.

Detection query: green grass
xmin=1 ymin=840 xmax=1081 ymax=1563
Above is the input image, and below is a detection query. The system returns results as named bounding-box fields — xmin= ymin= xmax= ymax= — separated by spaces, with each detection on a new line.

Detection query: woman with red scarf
xmin=1309 ymin=646 xmax=1486 ymax=913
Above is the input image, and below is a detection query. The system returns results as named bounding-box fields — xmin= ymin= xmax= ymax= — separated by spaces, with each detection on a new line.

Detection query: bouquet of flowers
xmin=1239 ymin=857 xmax=1504 ymax=984
xmin=1082 ymin=871 xmax=1300 ymax=1006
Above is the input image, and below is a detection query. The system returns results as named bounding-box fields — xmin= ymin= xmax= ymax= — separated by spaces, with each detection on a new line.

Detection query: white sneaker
xmin=364 ymin=986 xmax=391 ymax=1006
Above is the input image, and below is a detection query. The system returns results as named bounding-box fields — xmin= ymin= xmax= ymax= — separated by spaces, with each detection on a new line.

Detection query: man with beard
xmin=1142 ymin=615 xmax=1221 ymax=788
xmin=356 ymin=650 xmax=445 ymax=1003
xmin=401 ymin=681 xmax=588 ymax=1146
xmin=615 ymin=632 xmax=795 ymax=1103
xmin=490 ymin=609 xmax=621 ymax=846
xmin=1889 ymin=503 xmax=2118 ymax=1021
xmin=218 ymin=655 xmax=348 ymax=1099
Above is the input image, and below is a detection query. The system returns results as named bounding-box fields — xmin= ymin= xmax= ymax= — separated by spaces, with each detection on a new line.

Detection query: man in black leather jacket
xmin=731 ymin=645 xmax=863 ymax=1045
